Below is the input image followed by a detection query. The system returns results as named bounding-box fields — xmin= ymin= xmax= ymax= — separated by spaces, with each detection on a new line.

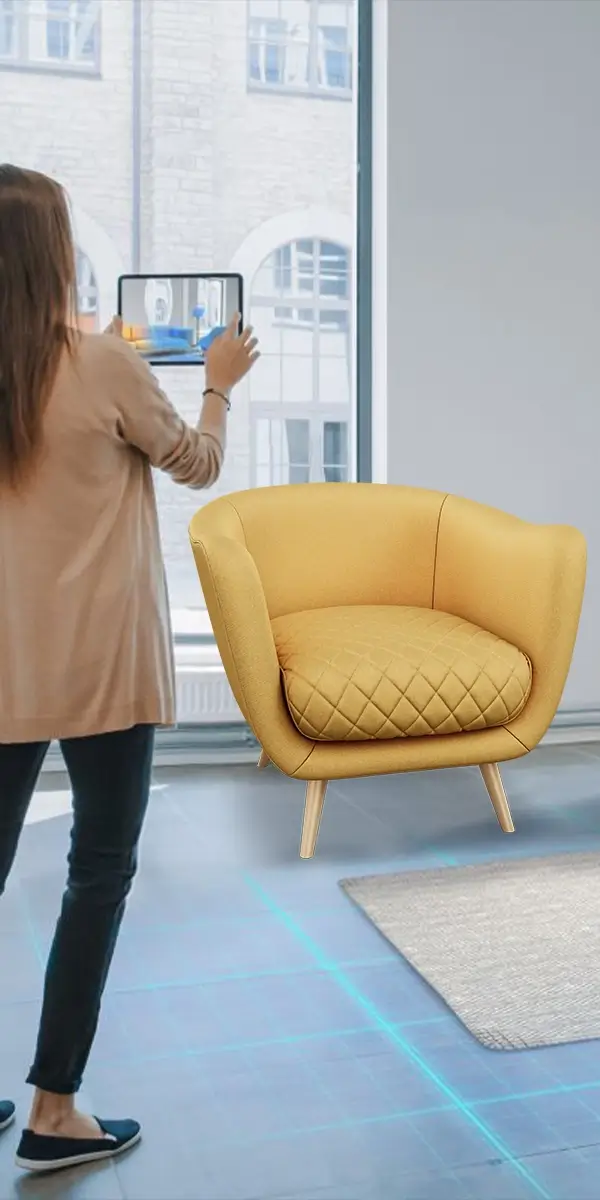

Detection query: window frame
xmin=247 ymin=0 xmax=353 ymax=100
xmin=0 ymin=0 xmax=101 ymax=76
xmin=250 ymin=407 xmax=351 ymax=488
xmin=355 ymin=0 xmax=372 ymax=483
xmin=248 ymin=236 xmax=353 ymax=441
xmin=263 ymin=237 xmax=351 ymax=330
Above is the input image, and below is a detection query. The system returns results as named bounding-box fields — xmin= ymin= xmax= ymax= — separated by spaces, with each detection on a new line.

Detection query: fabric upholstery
xmin=189 ymin=484 xmax=586 ymax=781
xmin=272 ymin=606 xmax=532 ymax=741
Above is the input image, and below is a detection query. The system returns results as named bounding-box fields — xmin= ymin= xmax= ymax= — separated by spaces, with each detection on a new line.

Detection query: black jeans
xmin=0 ymin=724 xmax=154 ymax=1095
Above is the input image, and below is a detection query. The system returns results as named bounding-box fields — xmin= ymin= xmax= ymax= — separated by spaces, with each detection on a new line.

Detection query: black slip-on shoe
xmin=15 ymin=1117 xmax=141 ymax=1173
xmin=0 ymin=1101 xmax=15 ymax=1132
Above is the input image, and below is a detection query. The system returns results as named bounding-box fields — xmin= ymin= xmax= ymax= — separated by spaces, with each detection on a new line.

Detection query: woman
xmin=0 ymin=164 xmax=258 ymax=1173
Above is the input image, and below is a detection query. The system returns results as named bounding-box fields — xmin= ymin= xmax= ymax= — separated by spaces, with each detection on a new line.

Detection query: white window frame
xmin=247 ymin=0 xmax=353 ymax=99
xmin=267 ymin=237 xmax=350 ymax=330
xmin=371 ymin=0 xmax=387 ymax=486
xmin=0 ymin=0 xmax=101 ymax=74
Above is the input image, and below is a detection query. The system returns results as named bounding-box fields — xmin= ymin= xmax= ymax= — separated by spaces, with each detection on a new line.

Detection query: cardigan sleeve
xmin=107 ymin=336 xmax=227 ymax=489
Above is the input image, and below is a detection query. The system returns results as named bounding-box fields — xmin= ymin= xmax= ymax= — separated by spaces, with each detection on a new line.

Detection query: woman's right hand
xmin=204 ymin=314 xmax=259 ymax=396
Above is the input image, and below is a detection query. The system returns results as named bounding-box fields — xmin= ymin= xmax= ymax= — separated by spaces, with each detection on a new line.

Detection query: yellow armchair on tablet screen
xmin=189 ymin=484 xmax=586 ymax=859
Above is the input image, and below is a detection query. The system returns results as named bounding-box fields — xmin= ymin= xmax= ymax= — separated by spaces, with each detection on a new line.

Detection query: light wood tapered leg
xmin=257 ymin=748 xmax=270 ymax=770
xmin=480 ymin=763 xmax=515 ymax=833
xmin=300 ymin=780 xmax=328 ymax=859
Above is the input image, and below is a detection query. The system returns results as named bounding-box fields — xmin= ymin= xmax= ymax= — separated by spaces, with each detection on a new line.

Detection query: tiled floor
xmin=2 ymin=742 xmax=600 ymax=1198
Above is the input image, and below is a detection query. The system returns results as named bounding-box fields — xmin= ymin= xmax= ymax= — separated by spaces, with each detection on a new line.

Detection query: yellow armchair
xmin=189 ymin=484 xmax=586 ymax=859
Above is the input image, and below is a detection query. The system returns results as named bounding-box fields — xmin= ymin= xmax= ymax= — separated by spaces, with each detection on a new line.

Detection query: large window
xmin=2 ymin=0 xmax=362 ymax=648
xmin=248 ymin=0 xmax=353 ymax=97
xmin=0 ymin=0 xmax=100 ymax=72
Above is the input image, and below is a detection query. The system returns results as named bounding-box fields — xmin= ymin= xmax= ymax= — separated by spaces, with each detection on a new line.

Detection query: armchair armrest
xmin=434 ymin=495 xmax=587 ymax=750
xmin=189 ymin=521 xmax=315 ymax=776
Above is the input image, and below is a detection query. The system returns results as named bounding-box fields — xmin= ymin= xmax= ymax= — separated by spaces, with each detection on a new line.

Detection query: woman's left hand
xmin=104 ymin=316 xmax=123 ymax=337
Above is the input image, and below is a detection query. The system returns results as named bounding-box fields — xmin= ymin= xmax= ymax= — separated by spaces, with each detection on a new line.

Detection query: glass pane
xmin=323 ymin=419 xmax=348 ymax=482
xmin=4 ymin=0 xmax=357 ymax=638
xmin=250 ymin=0 xmax=282 ymax=18
xmin=76 ymin=0 xmax=97 ymax=62
xmin=278 ymin=322 xmax=314 ymax=356
xmin=319 ymin=242 xmax=349 ymax=297
xmin=281 ymin=352 xmax=314 ymax=403
xmin=317 ymin=1 xmax=352 ymax=91
xmin=248 ymin=17 xmax=286 ymax=85
xmin=286 ymin=417 xmax=310 ymax=462
xmin=47 ymin=0 xmax=70 ymax=60
xmin=0 ymin=0 xmax=16 ymax=58
xmin=249 ymin=353 xmax=282 ymax=400
xmin=254 ymin=416 xmax=310 ymax=485
xmin=319 ymin=355 xmax=350 ymax=405
xmin=289 ymin=464 xmax=311 ymax=484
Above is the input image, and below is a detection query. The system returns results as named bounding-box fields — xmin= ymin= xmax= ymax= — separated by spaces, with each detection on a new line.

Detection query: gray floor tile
xmin=2 ymin=748 xmax=600 ymax=1199
xmin=0 ymin=1149 xmax=123 ymax=1200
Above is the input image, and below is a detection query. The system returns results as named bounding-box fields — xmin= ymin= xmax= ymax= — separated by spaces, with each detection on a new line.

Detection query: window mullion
xmin=290 ymin=240 xmax=300 ymax=321
xmin=312 ymin=237 xmax=321 ymax=405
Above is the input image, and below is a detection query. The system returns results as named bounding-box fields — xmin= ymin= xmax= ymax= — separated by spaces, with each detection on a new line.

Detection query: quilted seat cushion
xmin=271 ymin=606 xmax=532 ymax=741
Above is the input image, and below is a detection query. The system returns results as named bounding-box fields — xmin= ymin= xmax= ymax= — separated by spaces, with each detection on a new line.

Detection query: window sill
xmin=0 ymin=59 xmax=101 ymax=79
xmin=247 ymin=80 xmax=351 ymax=102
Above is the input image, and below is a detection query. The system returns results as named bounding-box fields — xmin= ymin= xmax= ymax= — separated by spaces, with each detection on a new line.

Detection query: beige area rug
xmin=341 ymin=853 xmax=600 ymax=1049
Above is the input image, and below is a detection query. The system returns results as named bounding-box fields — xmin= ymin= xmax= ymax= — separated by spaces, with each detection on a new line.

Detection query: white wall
xmin=385 ymin=0 xmax=600 ymax=712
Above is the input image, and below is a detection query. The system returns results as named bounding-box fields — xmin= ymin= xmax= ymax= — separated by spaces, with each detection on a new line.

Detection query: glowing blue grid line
xmin=17 ymin=879 xmax=46 ymax=973
xmin=91 ymin=1018 xmax=449 ymax=1068
xmin=476 ymin=1080 xmax=600 ymax=1108
xmin=87 ymin=1020 xmax=600 ymax=1113
xmin=245 ymin=872 xmax=552 ymax=1200
xmin=103 ymin=953 xmax=394 ymax=995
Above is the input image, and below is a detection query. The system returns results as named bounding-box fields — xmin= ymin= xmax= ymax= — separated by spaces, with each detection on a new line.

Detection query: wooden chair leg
xmin=257 ymin=749 xmax=270 ymax=770
xmin=480 ymin=763 xmax=515 ymax=833
xmin=300 ymin=780 xmax=328 ymax=859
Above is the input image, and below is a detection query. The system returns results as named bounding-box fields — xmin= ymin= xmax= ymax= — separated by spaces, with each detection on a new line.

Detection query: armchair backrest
xmin=189 ymin=483 xmax=447 ymax=618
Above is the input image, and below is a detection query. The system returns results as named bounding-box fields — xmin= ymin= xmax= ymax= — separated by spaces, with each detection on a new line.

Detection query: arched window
xmin=248 ymin=236 xmax=351 ymax=486
xmin=75 ymin=247 xmax=99 ymax=332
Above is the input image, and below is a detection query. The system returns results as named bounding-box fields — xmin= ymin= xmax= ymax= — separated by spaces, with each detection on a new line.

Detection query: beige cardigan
xmin=0 ymin=333 xmax=226 ymax=744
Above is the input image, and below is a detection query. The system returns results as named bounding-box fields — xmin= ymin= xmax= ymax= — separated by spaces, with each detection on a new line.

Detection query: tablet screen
xmin=117 ymin=273 xmax=243 ymax=366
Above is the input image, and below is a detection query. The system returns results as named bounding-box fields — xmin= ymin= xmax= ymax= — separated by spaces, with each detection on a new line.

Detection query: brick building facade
xmin=1 ymin=0 xmax=355 ymax=617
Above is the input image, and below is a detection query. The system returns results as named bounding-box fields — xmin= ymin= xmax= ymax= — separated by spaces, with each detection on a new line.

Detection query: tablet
xmin=117 ymin=272 xmax=243 ymax=366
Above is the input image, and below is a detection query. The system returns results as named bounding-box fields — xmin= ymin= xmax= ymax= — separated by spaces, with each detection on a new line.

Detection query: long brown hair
xmin=0 ymin=165 xmax=77 ymax=488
